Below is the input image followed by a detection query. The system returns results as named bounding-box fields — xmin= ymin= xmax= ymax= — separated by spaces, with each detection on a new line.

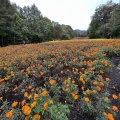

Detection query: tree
xmin=110 ymin=5 xmax=120 ymax=37
xmin=0 ymin=0 xmax=16 ymax=46
xmin=87 ymin=0 xmax=119 ymax=38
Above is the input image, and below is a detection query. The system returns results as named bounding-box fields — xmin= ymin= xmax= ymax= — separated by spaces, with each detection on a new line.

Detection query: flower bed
xmin=0 ymin=39 xmax=120 ymax=120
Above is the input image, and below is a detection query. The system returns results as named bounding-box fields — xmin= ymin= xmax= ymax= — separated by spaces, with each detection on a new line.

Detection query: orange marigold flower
xmin=81 ymin=86 xmax=84 ymax=90
xmin=93 ymin=81 xmax=97 ymax=85
xmin=40 ymin=71 xmax=44 ymax=76
xmin=43 ymin=102 xmax=48 ymax=111
xmin=31 ymin=102 xmax=37 ymax=108
xmin=72 ymin=80 xmax=75 ymax=84
xmin=0 ymin=96 xmax=3 ymax=100
xmin=85 ymin=97 xmax=90 ymax=102
xmin=34 ymin=94 xmax=38 ymax=100
xmin=28 ymin=94 xmax=32 ymax=99
xmin=92 ymin=90 xmax=97 ymax=94
xmin=80 ymin=77 xmax=85 ymax=84
xmin=74 ymin=95 xmax=79 ymax=100
xmin=6 ymin=110 xmax=13 ymax=118
xmin=24 ymin=92 xmax=28 ymax=97
xmin=100 ymin=82 xmax=104 ymax=86
xmin=13 ymin=86 xmax=18 ymax=91
xmin=103 ymin=112 xmax=107 ymax=116
xmin=62 ymin=80 xmax=67 ymax=85
xmin=107 ymin=113 xmax=114 ymax=120
xmin=86 ymin=90 xmax=90 ymax=95
xmin=103 ymin=61 xmax=108 ymax=66
xmin=12 ymin=101 xmax=18 ymax=107
xmin=100 ymin=70 xmax=104 ymax=74
xmin=89 ymin=67 xmax=95 ymax=71
xmin=42 ymin=90 xmax=47 ymax=97
xmin=33 ymin=114 xmax=41 ymax=120
xmin=0 ymin=79 xmax=4 ymax=83
xmin=112 ymin=94 xmax=118 ymax=99
xmin=79 ymin=77 xmax=84 ymax=81
xmin=49 ymin=79 xmax=55 ymax=85
xmin=4 ymin=77 xmax=8 ymax=81
xmin=112 ymin=106 xmax=118 ymax=111
xmin=96 ymin=86 xmax=101 ymax=91
xmin=98 ymin=75 xmax=103 ymax=79
xmin=22 ymin=105 xmax=31 ymax=115
xmin=28 ymin=85 xmax=32 ymax=89
xmin=24 ymin=116 xmax=29 ymax=120
xmin=60 ymin=71 xmax=64 ymax=74
xmin=21 ymin=99 xmax=26 ymax=106
xmin=105 ymin=78 xmax=110 ymax=82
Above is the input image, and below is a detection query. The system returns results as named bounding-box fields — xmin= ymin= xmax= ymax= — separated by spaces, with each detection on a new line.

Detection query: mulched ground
xmin=68 ymin=57 xmax=120 ymax=120
xmin=107 ymin=57 xmax=120 ymax=120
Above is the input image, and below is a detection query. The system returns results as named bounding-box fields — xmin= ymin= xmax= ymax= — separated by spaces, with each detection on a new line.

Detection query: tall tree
xmin=87 ymin=0 xmax=119 ymax=38
xmin=0 ymin=0 xmax=16 ymax=46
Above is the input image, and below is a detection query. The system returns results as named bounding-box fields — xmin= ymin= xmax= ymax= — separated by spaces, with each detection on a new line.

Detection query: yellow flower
xmin=33 ymin=114 xmax=41 ymax=120
xmin=6 ymin=110 xmax=13 ymax=118
xmin=105 ymin=97 xmax=108 ymax=101
xmin=42 ymin=90 xmax=47 ymax=97
xmin=31 ymin=102 xmax=37 ymax=108
xmin=85 ymin=97 xmax=90 ymax=102
xmin=50 ymin=100 xmax=53 ymax=104
xmin=49 ymin=79 xmax=55 ymax=85
xmin=22 ymin=105 xmax=31 ymax=115
xmin=11 ymin=101 xmax=18 ymax=107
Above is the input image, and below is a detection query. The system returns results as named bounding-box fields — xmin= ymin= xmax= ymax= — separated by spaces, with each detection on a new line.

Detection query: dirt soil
xmin=107 ymin=57 xmax=120 ymax=120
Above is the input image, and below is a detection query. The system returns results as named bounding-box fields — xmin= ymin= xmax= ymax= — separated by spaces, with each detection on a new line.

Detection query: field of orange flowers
xmin=0 ymin=39 xmax=120 ymax=120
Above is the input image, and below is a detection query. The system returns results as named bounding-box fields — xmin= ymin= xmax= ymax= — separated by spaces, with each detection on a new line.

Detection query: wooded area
xmin=87 ymin=1 xmax=120 ymax=38
xmin=0 ymin=0 xmax=75 ymax=46
xmin=0 ymin=0 xmax=120 ymax=46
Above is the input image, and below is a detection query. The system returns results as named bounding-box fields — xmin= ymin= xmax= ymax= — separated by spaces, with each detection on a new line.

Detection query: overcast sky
xmin=10 ymin=0 xmax=119 ymax=30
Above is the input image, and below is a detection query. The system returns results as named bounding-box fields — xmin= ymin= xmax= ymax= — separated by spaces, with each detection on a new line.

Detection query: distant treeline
xmin=1 ymin=0 xmax=119 ymax=46
xmin=87 ymin=0 xmax=120 ymax=38
xmin=0 ymin=0 xmax=77 ymax=46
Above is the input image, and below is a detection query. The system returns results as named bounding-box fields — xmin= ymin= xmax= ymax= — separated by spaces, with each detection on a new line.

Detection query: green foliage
xmin=0 ymin=0 xmax=75 ymax=46
xmin=87 ymin=0 xmax=120 ymax=38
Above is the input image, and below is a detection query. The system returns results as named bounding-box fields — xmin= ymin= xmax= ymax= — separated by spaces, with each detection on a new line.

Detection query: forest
xmin=0 ymin=0 xmax=120 ymax=46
